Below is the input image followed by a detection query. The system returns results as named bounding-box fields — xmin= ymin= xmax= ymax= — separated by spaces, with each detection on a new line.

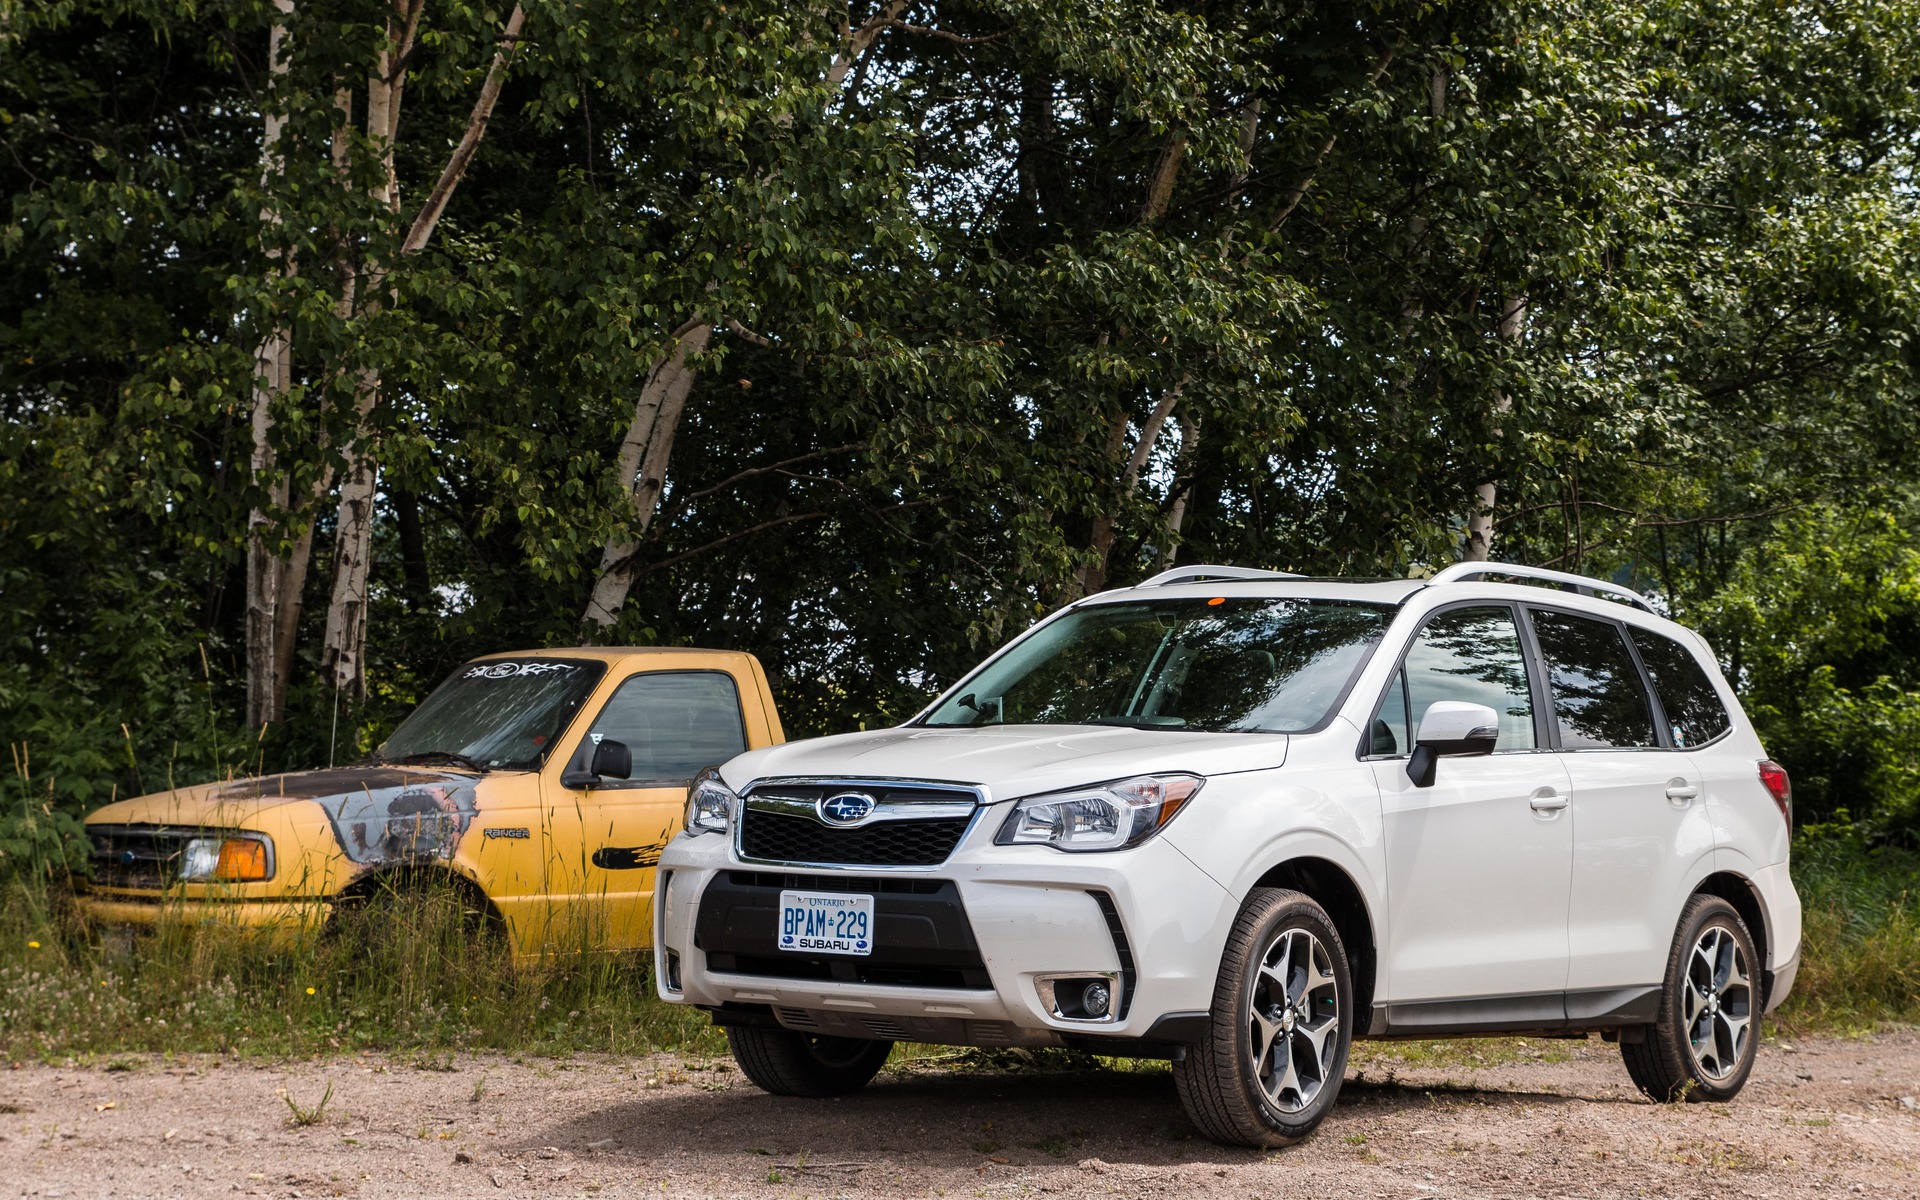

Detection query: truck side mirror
xmin=561 ymin=738 xmax=631 ymax=789
xmin=592 ymin=738 xmax=632 ymax=781
xmin=1406 ymin=701 xmax=1501 ymax=788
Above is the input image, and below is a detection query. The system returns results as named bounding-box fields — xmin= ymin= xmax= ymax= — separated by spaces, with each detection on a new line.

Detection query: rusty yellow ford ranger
xmin=78 ymin=648 xmax=782 ymax=953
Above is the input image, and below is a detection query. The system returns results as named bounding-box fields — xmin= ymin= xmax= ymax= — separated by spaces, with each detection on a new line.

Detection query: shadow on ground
xmin=514 ymin=1062 xmax=1606 ymax=1169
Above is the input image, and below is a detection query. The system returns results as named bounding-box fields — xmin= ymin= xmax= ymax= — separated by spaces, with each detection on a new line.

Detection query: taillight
xmin=1758 ymin=759 xmax=1792 ymax=829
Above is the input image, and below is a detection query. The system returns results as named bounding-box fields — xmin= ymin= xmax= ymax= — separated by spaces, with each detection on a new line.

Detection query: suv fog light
xmin=664 ymin=949 xmax=683 ymax=993
xmin=1036 ymin=974 xmax=1120 ymax=1022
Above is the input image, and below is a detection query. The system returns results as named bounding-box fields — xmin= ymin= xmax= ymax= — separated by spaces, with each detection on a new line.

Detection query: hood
xmin=83 ymin=766 xmax=493 ymax=869
xmin=721 ymin=724 xmax=1288 ymax=801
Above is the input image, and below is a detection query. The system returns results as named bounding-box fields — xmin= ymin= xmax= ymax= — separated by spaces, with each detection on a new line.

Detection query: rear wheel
xmin=1173 ymin=887 xmax=1353 ymax=1147
xmin=1621 ymin=894 xmax=1760 ymax=1102
xmin=726 ymin=1027 xmax=893 ymax=1097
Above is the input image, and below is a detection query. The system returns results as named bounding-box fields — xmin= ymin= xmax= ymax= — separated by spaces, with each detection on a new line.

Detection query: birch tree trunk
xmin=244 ymin=0 xmax=296 ymax=731
xmin=319 ymin=20 xmax=403 ymax=699
xmin=1073 ymin=375 xmax=1188 ymax=598
xmin=1158 ymin=413 xmax=1202 ymax=569
xmin=317 ymin=1 xmax=522 ymax=697
xmin=583 ymin=320 xmax=715 ymax=628
xmin=576 ymin=6 xmax=898 ymax=630
xmin=1464 ymin=293 xmax=1526 ymax=561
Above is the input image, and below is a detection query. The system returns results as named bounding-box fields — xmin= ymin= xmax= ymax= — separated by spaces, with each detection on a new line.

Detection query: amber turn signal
xmin=213 ymin=838 xmax=269 ymax=881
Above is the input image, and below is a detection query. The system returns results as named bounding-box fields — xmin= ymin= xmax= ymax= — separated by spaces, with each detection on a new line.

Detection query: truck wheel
xmin=726 ymin=1027 xmax=893 ymax=1097
xmin=1621 ymin=894 xmax=1760 ymax=1102
xmin=1173 ymin=887 xmax=1353 ymax=1147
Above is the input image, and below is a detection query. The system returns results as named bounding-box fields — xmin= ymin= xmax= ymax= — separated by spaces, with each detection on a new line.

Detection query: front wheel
xmin=726 ymin=1027 xmax=893 ymax=1097
xmin=1621 ymin=894 xmax=1760 ymax=1102
xmin=1173 ymin=888 xmax=1353 ymax=1147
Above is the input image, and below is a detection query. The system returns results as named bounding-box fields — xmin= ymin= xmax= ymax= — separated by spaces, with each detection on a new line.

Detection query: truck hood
xmin=83 ymin=765 xmax=482 ymax=831
xmin=720 ymin=724 xmax=1288 ymax=801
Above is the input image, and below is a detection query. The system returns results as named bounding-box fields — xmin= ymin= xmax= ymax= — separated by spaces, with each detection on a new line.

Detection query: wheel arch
xmin=332 ymin=860 xmax=507 ymax=933
xmin=1690 ymin=869 xmax=1771 ymax=1006
xmin=1250 ymin=855 xmax=1379 ymax=1024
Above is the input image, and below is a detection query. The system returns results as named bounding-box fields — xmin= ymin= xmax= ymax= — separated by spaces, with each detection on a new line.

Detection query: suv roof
xmin=1095 ymin=562 xmax=1657 ymax=616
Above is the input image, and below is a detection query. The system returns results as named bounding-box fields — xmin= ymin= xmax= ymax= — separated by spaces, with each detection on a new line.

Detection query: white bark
xmin=1465 ymin=293 xmax=1526 ymax=562
xmin=1159 ymin=413 xmax=1202 ymax=569
xmin=244 ymin=0 xmax=297 ymax=730
xmin=321 ymin=0 xmax=519 ymax=697
xmin=583 ymin=321 xmax=715 ymax=628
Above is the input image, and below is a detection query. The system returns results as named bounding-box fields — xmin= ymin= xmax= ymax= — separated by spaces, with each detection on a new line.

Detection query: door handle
xmin=1665 ymin=781 xmax=1700 ymax=805
xmin=1529 ymin=788 xmax=1570 ymax=812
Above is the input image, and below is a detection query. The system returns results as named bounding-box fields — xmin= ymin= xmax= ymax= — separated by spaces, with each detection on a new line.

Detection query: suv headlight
xmin=685 ymin=769 xmax=736 ymax=836
xmin=178 ymin=834 xmax=273 ymax=882
xmin=995 ymin=773 xmax=1204 ymax=853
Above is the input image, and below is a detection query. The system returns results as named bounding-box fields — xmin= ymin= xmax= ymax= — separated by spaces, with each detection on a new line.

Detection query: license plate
xmin=777 ymin=890 xmax=874 ymax=956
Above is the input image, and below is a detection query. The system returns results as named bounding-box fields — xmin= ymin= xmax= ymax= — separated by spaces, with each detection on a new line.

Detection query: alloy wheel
xmin=1245 ymin=926 xmax=1342 ymax=1113
xmin=1683 ymin=925 xmax=1752 ymax=1081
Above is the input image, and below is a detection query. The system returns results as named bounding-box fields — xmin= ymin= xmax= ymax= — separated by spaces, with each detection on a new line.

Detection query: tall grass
xmin=0 ymin=875 xmax=723 ymax=1063
xmin=2 ymin=830 xmax=1913 ymax=1063
xmin=1774 ymin=829 xmax=1920 ymax=1031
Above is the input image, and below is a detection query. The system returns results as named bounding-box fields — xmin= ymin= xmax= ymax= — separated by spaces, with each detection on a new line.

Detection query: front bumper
xmin=75 ymin=892 xmax=331 ymax=938
xmin=655 ymin=826 xmax=1234 ymax=1048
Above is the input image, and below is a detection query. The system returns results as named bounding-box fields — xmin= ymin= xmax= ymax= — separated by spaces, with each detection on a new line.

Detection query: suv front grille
xmin=736 ymin=782 xmax=979 ymax=868
xmin=740 ymin=811 xmax=971 ymax=867
xmin=88 ymin=825 xmax=197 ymax=890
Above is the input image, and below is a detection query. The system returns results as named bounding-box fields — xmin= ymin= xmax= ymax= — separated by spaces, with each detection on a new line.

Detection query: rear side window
xmin=1372 ymin=606 xmax=1537 ymax=754
xmin=585 ymin=672 xmax=748 ymax=785
xmin=1629 ymin=628 xmax=1732 ymax=747
xmin=1530 ymin=611 xmax=1657 ymax=750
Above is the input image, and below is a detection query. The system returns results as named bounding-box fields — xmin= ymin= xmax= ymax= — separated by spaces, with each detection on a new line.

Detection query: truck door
xmin=543 ymin=670 xmax=750 ymax=950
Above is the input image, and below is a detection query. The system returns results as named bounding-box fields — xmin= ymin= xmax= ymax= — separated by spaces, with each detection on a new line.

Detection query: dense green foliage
xmin=4 ymin=0 xmax=1920 ymax=855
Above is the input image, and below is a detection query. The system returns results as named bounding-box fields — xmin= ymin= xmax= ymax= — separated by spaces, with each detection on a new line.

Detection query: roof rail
xmin=1140 ymin=564 xmax=1305 ymax=587
xmin=1427 ymin=562 xmax=1656 ymax=614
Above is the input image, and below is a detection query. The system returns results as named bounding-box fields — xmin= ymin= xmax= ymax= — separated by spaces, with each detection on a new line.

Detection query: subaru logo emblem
xmin=819 ymin=791 xmax=876 ymax=825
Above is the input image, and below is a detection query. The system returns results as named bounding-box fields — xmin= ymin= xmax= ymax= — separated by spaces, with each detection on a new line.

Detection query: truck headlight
xmin=178 ymin=834 xmax=273 ymax=882
xmin=685 ymin=769 xmax=736 ymax=836
xmin=995 ymin=773 xmax=1204 ymax=852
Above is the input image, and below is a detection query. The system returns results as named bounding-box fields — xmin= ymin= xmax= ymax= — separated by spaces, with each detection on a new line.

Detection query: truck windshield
xmin=920 ymin=598 xmax=1392 ymax=733
xmin=375 ymin=659 xmax=607 ymax=770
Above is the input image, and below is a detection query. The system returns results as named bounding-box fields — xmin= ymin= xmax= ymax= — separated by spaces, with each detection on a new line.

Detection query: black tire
xmin=726 ymin=1027 xmax=893 ymax=1097
xmin=1173 ymin=887 xmax=1354 ymax=1147
xmin=325 ymin=873 xmax=502 ymax=960
xmin=1621 ymin=894 xmax=1760 ymax=1103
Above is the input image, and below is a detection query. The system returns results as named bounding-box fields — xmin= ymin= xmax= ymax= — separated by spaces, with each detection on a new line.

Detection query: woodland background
xmin=5 ymin=0 xmax=1920 ymax=873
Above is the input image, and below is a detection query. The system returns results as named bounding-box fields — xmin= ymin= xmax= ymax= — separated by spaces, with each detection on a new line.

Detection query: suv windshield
xmin=921 ymin=598 xmax=1392 ymax=733
xmin=375 ymin=658 xmax=607 ymax=770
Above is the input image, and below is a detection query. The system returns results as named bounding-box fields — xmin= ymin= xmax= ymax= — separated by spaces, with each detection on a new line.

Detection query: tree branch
xmin=1269 ymin=34 xmax=1402 ymax=232
xmin=402 ymin=4 xmax=527 ymax=256
xmin=871 ymin=19 xmax=1012 ymax=46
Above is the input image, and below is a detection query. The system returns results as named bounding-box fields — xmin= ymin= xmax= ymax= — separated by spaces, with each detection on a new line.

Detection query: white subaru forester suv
xmin=655 ymin=564 xmax=1801 ymax=1146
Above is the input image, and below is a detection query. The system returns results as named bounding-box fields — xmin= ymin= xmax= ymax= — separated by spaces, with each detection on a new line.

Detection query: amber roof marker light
xmin=1207 ymin=597 xmax=1225 ymax=606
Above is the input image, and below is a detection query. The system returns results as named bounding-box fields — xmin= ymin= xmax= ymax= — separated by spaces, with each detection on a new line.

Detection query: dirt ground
xmin=5 ymin=1031 xmax=1918 ymax=1199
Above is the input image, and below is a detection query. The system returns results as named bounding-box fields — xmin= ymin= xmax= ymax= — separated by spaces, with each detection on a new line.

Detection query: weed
xmin=283 ymin=1081 xmax=333 ymax=1127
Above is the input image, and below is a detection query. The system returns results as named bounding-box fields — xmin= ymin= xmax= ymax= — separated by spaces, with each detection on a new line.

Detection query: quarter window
xmin=1374 ymin=606 xmax=1537 ymax=754
xmin=584 ymin=672 xmax=748 ymax=786
xmin=1530 ymin=611 xmax=1658 ymax=750
xmin=1629 ymin=628 xmax=1732 ymax=748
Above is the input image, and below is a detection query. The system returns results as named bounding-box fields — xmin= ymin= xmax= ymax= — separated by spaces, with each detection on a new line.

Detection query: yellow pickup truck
xmin=78 ymin=648 xmax=783 ymax=954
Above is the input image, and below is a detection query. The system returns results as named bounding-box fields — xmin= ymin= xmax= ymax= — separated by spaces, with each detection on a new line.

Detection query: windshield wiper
xmin=378 ymin=750 xmax=490 ymax=773
xmin=1087 ymin=715 xmax=1188 ymax=729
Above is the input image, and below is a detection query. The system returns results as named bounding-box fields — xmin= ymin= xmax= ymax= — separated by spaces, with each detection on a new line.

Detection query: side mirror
xmin=1406 ymin=701 xmax=1501 ymax=788
xmin=561 ymin=737 xmax=632 ymax=789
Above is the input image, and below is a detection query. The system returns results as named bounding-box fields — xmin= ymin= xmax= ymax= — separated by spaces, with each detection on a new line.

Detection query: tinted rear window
xmin=1629 ymin=628 xmax=1732 ymax=748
